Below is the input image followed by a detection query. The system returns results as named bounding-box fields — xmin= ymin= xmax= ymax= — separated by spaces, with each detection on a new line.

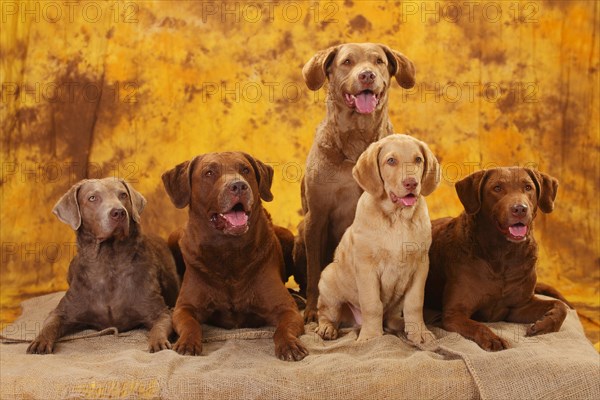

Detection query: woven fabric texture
xmin=1 ymin=292 xmax=598 ymax=399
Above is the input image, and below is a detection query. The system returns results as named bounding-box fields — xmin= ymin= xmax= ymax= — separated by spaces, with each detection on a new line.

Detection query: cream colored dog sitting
xmin=315 ymin=134 xmax=440 ymax=344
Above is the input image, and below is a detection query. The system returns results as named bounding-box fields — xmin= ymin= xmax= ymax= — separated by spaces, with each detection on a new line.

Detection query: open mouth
xmin=390 ymin=192 xmax=417 ymax=207
xmin=497 ymin=221 xmax=529 ymax=242
xmin=344 ymin=89 xmax=381 ymax=114
xmin=210 ymin=203 xmax=250 ymax=235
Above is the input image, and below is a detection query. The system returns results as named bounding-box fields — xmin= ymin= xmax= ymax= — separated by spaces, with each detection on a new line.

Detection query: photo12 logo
xmin=399 ymin=1 xmax=539 ymax=24
xmin=194 ymin=1 xmax=339 ymax=24
xmin=1 ymin=81 xmax=138 ymax=104
xmin=1 ymin=1 xmax=139 ymax=24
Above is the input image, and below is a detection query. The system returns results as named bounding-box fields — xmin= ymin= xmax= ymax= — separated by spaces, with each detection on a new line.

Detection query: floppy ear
xmin=526 ymin=169 xmax=559 ymax=214
xmin=52 ymin=180 xmax=86 ymax=230
xmin=162 ymin=156 xmax=202 ymax=209
xmin=120 ymin=180 xmax=147 ymax=223
xmin=418 ymin=140 xmax=440 ymax=196
xmin=302 ymin=45 xmax=339 ymax=91
xmin=455 ymin=170 xmax=489 ymax=215
xmin=242 ymin=153 xmax=274 ymax=202
xmin=352 ymin=141 xmax=384 ymax=197
xmin=380 ymin=45 xmax=416 ymax=89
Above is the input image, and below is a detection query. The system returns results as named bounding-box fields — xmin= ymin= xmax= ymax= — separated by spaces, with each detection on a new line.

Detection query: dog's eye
xmin=387 ymin=157 xmax=396 ymax=166
xmin=415 ymin=156 xmax=423 ymax=163
xmin=525 ymin=184 xmax=533 ymax=191
xmin=493 ymin=185 xmax=502 ymax=192
xmin=241 ymin=167 xmax=250 ymax=175
xmin=377 ymin=58 xmax=384 ymax=64
xmin=205 ymin=170 xmax=214 ymax=177
xmin=119 ymin=192 xmax=128 ymax=199
xmin=343 ymin=59 xmax=351 ymax=65
xmin=88 ymin=195 xmax=97 ymax=202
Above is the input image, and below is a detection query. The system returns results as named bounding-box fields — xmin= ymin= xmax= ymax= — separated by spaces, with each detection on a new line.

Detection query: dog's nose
xmin=110 ymin=208 xmax=126 ymax=221
xmin=229 ymin=180 xmax=249 ymax=196
xmin=358 ymin=70 xmax=376 ymax=85
xmin=511 ymin=204 xmax=528 ymax=217
xmin=403 ymin=178 xmax=418 ymax=191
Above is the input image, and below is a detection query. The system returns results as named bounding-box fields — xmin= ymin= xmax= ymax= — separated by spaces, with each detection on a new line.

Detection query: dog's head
xmin=353 ymin=134 xmax=440 ymax=208
xmin=302 ymin=43 xmax=415 ymax=115
xmin=53 ymin=178 xmax=146 ymax=241
xmin=456 ymin=167 xmax=558 ymax=243
xmin=162 ymin=152 xmax=273 ymax=237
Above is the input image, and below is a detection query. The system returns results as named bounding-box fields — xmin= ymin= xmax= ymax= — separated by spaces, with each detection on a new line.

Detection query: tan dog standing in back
xmin=296 ymin=43 xmax=417 ymax=322
xmin=316 ymin=134 xmax=439 ymax=344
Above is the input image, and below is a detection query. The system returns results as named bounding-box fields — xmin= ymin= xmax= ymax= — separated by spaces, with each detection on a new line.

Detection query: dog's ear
xmin=526 ymin=169 xmax=559 ymax=213
xmin=52 ymin=180 xmax=86 ymax=230
xmin=302 ymin=45 xmax=339 ymax=91
xmin=242 ymin=153 xmax=274 ymax=202
xmin=380 ymin=45 xmax=416 ymax=89
xmin=455 ymin=170 xmax=489 ymax=215
xmin=162 ymin=156 xmax=202 ymax=209
xmin=120 ymin=180 xmax=147 ymax=223
xmin=418 ymin=140 xmax=440 ymax=197
xmin=353 ymin=141 xmax=384 ymax=197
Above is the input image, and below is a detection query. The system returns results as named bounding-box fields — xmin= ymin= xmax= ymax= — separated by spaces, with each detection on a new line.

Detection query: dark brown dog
xmin=297 ymin=43 xmax=416 ymax=322
xmin=27 ymin=178 xmax=180 ymax=354
xmin=426 ymin=167 xmax=570 ymax=351
xmin=162 ymin=152 xmax=308 ymax=361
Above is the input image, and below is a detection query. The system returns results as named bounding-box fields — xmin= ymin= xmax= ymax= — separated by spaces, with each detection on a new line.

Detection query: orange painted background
xmin=1 ymin=1 xmax=598 ymax=348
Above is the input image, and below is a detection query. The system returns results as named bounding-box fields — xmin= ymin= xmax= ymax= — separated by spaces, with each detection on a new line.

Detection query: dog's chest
xmin=206 ymin=286 xmax=266 ymax=329
xmin=372 ymin=218 xmax=430 ymax=304
xmin=74 ymin=265 xmax=154 ymax=329
xmin=473 ymin=261 xmax=537 ymax=320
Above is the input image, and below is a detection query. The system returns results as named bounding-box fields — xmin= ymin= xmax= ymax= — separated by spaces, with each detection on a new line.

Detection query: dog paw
xmin=172 ymin=336 xmax=202 ymax=356
xmin=526 ymin=307 xmax=566 ymax=336
xmin=148 ymin=337 xmax=172 ymax=353
xmin=315 ymin=322 xmax=338 ymax=340
xmin=303 ymin=307 xmax=318 ymax=324
xmin=275 ymin=337 xmax=308 ymax=361
xmin=27 ymin=337 xmax=55 ymax=354
xmin=407 ymin=329 xmax=436 ymax=345
xmin=476 ymin=332 xmax=509 ymax=352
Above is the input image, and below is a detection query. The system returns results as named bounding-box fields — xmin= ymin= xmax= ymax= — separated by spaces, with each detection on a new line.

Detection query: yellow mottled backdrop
xmin=1 ymin=1 xmax=598 ymax=347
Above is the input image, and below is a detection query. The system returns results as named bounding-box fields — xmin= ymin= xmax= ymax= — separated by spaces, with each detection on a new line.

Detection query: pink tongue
xmin=401 ymin=195 xmax=417 ymax=207
xmin=355 ymin=92 xmax=378 ymax=114
xmin=508 ymin=224 xmax=528 ymax=237
xmin=223 ymin=211 xmax=248 ymax=227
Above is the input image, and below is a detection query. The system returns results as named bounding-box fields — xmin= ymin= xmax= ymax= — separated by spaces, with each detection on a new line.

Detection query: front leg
xmin=443 ymin=309 xmax=509 ymax=351
xmin=272 ymin=308 xmax=308 ymax=361
xmin=507 ymin=296 xmax=568 ymax=336
xmin=172 ymin=304 xmax=203 ymax=356
xmin=303 ymin=210 xmax=329 ymax=323
xmin=27 ymin=311 xmax=68 ymax=354
xmin=356 ymin=268 xmax=384 ymax=341
xmin=146 ymin=308 xmax=173 ymax=353
xmin=402 ymin=258 xmax=435 ymax=345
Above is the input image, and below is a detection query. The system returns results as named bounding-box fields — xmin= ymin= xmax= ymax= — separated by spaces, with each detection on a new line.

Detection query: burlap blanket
xmin=1 ymin=292 xmax=598 ymax=399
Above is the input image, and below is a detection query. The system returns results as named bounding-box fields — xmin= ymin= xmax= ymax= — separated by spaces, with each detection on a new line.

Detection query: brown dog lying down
xmin=425 ymin=167 xmax=571 ymax=351
xmin=296 ymin=43 xmax=417 ymax=322
xmin=27 ymin=178 xmax=180 ymax=354
xmin=162 ymin=152 xmax=308 ymax=361
xmin=317 ymin=134 xmax=439 ymax=344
